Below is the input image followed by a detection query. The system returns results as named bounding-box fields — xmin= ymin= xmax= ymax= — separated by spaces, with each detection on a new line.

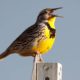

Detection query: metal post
xmin=37 ymin=63 xmax=62 ymax=80
xmin=32 ymin=55 xmax=62 ymax=80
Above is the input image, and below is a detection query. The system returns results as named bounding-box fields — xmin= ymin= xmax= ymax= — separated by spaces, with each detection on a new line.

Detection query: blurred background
xmin=0 ymin=0 xmax=80 ymax=80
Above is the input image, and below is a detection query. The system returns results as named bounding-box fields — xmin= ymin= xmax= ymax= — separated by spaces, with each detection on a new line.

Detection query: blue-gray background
xmin=0 ymin=0 xmax=80 ymax=80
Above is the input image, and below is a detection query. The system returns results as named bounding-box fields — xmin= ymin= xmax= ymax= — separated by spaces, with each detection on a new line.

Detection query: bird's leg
xmin=32 ymin=51 xmax=44 ymax=80
xmin=34 ymin=51 xmax=44 ymax=63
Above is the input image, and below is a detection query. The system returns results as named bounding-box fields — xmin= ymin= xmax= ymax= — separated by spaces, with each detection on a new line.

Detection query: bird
xmin=0 ymin=7 xmax=62 ymax=62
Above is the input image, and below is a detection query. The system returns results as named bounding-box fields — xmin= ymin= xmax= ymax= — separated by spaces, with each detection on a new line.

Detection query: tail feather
xmin=0 ymin=50 xmax=11 ymax=60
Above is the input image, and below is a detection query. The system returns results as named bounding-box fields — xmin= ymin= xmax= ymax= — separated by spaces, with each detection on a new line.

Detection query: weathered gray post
xmin=32 ymin=55 xmax=62 ymax=80
xmin=37 ymin=63 xmax=62 ymax=80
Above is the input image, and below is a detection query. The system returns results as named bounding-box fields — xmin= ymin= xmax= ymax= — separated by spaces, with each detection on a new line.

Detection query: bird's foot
xmin=34 ymin=51 xmax=44 ymax=63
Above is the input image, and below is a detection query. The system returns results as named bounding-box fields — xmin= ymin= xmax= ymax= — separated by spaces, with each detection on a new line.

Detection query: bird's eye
xmin=40 ymin=11 xmax=46 ymax=15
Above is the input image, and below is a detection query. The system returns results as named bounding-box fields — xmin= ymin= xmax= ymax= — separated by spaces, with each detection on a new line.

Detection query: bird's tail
xmin=0 ymin=50 xmax=11 ymax=60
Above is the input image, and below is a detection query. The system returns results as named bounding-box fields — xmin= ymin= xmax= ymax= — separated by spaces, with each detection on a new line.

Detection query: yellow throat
xmin=48 ymin=17 xmax=56 ymax=29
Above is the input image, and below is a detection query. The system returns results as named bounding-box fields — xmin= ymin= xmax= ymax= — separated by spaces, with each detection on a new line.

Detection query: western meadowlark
xmin=0 ymin=7 xmax=62 ymax=61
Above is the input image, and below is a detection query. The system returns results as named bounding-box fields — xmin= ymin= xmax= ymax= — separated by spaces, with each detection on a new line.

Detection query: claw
xmin=34 ymin=53 xmax=44 ymax=63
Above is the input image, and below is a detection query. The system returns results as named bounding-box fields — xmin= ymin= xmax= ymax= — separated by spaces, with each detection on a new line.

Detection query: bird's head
xmin=37 ymin=7 xmax=63 ymax=22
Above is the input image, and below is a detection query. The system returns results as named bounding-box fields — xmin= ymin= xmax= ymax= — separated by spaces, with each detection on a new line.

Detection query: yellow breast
xmin=32 ymin=17 xmax=56 ymax=54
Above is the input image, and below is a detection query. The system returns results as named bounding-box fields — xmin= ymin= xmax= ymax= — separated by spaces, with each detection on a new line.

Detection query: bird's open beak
xmin=51 ymin=7 xmax=63 ymax=18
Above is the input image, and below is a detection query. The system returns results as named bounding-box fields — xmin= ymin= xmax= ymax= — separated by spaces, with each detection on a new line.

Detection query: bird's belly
xmin=32 ymin=37 xmax=55 ymax=54
xmin=18 ymin=37 xmax=55 ymax=57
